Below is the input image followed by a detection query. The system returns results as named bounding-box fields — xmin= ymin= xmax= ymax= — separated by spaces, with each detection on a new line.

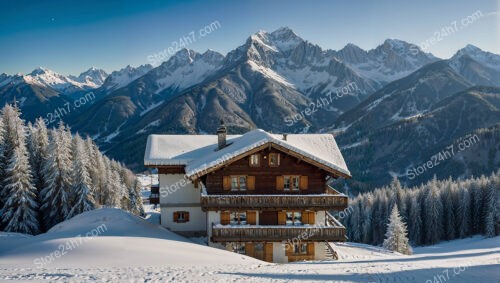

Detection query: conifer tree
xmin=41 ymin=124 xmax=73 ymax=229
xmin=67 ymin=135 xmax=95 ymax=219
xmin=383 ymin=205 xmax=412 ymax=255
xmin=424 ymin=186 xmax=443 ymax=244
xmin=0 ymin=105 xmax=40 ymax=234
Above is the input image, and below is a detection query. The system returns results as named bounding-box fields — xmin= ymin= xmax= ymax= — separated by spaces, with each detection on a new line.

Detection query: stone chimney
xmin=217 ymin=120 xmax=227 ymax=150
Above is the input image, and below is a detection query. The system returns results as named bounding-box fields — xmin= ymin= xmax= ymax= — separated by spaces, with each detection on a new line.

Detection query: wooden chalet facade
xmin=144 ymin=123 xmax=351 ymax=263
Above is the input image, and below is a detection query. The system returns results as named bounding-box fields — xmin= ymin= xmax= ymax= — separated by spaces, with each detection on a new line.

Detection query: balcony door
xmin=259 ymin=211 xmax=278 ymax=225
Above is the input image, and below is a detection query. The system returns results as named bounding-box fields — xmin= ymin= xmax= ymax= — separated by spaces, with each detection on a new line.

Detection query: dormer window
xmin=269 ymin=153 xmax=280 ymax=167
xmin=249 ymin=154 xmax=260 ymax=167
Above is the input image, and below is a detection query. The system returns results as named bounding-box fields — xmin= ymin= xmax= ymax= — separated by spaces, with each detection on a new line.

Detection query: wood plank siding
xmin=205 ymin=148 xmax=328 ymax=195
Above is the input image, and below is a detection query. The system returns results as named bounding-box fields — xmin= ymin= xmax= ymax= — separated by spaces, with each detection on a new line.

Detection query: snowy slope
xmin=0 ymin=208 xmax=261 ymax=269
xmin=0 ymin=207 xmax=498 ymax=282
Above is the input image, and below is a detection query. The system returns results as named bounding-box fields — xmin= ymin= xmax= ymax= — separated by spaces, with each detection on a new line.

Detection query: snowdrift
xmin=0 ymin=208 xmax=262 ymax=268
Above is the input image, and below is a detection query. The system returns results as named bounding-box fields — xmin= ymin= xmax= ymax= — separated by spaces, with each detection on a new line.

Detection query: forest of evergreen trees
xmin=344 ymin=171 xmax=499 ymax=246
xmin=0 ymin=104 xmax=144 ymax=235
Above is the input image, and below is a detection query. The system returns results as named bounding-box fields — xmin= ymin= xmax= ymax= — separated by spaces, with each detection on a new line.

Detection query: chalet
xmin=144 ymin=122 xmax=351 ymax=263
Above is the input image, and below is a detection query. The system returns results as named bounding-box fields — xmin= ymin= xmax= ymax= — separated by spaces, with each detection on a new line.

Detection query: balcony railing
xmin=201 ymin=185 xmax=347 ymax=211
xmin=211 ymin=224 xmax=346 ymax=242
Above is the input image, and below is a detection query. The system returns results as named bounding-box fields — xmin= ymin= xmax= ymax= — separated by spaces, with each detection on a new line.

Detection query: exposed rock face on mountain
xmin=1 ymin=28 xmax=499 ymax=187
xmin=69 ymin=67 xmax=108 ymax=89
xmin=448 ymin=44 xmax=500 ymax=87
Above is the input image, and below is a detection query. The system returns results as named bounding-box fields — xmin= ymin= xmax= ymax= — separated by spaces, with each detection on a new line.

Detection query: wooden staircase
xmin=324 ymin=241 xmax=339 ymax=260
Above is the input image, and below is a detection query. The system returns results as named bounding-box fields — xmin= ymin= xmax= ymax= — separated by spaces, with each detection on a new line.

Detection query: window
xmin=231 ymin=176 xmax=247 ymax=191
xmin=230 ymin=243 xmax=245 ymax=254
xmin=283 ymin=176 xmax=300 ymax=191
xmin=230 ymin=211 xmax=247 ymax=225
xmin=292 ymin=176 xmax=300 ymax=191
xmin=173 ymin=211 xmax=189 ymax=223
xmin=249 ymin=154 xmax=260 ymax=167
xmin=286 ymin=211 xmax=301 ymax=226
xmin=285 ymin=211 xmax=302 ymax=226
xmin=284 ymin=176 xmax=291 ymax=190
xmin=269 ymin=153 xmax=280 ymax=167
xmin=255 ymin=243 xmax=264 ymax=251
xmin=292 ymin=243 xmax=308 ymax=255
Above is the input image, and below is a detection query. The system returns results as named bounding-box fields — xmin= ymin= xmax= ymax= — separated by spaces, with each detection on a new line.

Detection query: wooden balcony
xmin=211 ymin=224 xmax=346 ymax=242
xmin=201 ymin=186 xmax=347 ymax=211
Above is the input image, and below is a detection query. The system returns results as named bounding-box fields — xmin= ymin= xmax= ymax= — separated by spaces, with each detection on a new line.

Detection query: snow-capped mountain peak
xmin=23 ymin=67 xmax=86 ymax=93
xmin=101 ymin=64 xmax=153 ymax=91
xmin=70 ymin=67 xmax=108 ymax=88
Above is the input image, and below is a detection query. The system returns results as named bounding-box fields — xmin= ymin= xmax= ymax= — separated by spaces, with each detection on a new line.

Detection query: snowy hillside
xmin=0 ymin=208 xmax=498 ymax=282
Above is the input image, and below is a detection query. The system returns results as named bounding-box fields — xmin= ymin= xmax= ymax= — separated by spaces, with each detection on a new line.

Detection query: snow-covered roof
xmin=144 ymin=129 xmax=350 ymax=178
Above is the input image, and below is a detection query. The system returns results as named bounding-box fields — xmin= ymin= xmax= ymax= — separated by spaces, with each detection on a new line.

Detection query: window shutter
xmin=278 ymin=211 xmax=286 ymax=225
xmin=246 ymin=243 xmax=255 ymax=257
xmin=247 ymin=211 xmax=257 ymax=225
xmin=276 ymin=176 xmax=284 ymax=190
xmin=223 ymin=176 xmax=230 ymax=191
xmin=299 ymin=176 xmax=308 ymax=190
xmin=285 ymin=243 xmax=292 ymax=256
xmin=173 ymin=212 xmax=179 ymax=222
xmin=302 ymin=211 xmax=309 ymax=224
xmin=264 ymin=243 xmax=273 ymax=262
xmin=247 ymin=176 xmax=255 ymax=190
xmin=185 ymin=211 xmax=190 ymax=222
xmin=307 ymin=243 xmax=315 ymax=255
xmin=308 ymin=211 xmax=315 ymax=225
xmin=220 ymin=211 xmax=230 ymax=225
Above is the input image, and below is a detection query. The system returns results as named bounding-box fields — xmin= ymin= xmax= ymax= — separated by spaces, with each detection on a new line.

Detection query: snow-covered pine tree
xmin=67 ymin=135 xmax=96 ymax=219
xmin=0 ymin=114 xmax=5 ymax=214
xmin=424 ymin=185 xmax=443 ymax=244
xmin=41 ymin=124 xmax=73 ymax=229
xmin=85 ymin=137 xmax=106 ymax=205
xmin=456 ymin=186 xmax=471 ymax=238
xmin=470 ymin=181 xmax=483 ymax=234
xmin=26 ymin=118 xmax=49 ymax=193
xmin=371 ymin=190 xmax=385 ymax=244
xmin=482 ymin=183 xmax=497 ymax=237
xmin=389 ymin=177 xmax=405 ymax=214
xmin=408 ymin=190 xmax=423 ymax=245
xmin=441 ymin=182 xmax=456 ymax=240
xmin=349 ymin=198 xmax=362 ymax=242
xmin=383 ymin=205 xmax=412 ymax=255
xmin=361 ymin=193 xmax=373 ymax=243
xmin=494 ymin=170 xmax=500 ymax=235
xmin=129 ymin=179 xmax=144 ymax=216
xmin=0 ymin=104 xmax=40 ymax=234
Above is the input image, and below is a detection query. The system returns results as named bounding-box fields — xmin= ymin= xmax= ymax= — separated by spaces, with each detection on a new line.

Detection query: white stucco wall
xmin=159 ymin=174 xmax=200 ymax=204
xmin=272 ymin=242 xmax=287 ymax=263
xmin=159 ymin=173 xmax=205 ymax=233
xmin=314 ymin=241 xmax=326 ymax=260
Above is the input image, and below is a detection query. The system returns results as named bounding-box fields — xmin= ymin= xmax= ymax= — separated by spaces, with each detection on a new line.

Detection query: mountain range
xmin=1 ymin=27 xmax=499 ymax=192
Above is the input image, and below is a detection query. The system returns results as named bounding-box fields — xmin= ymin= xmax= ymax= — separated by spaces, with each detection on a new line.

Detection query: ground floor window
xmin=230 ymin=243 xmax=245 ymax=254
xmin=292 ymin=243 xmax=308 ymax=255
xmin=173 ymin=211 xmax=189 ymax=223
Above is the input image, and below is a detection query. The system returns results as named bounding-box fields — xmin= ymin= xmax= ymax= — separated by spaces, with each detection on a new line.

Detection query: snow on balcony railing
xmin=211 ymin=223 xmax=346 ymax=242
xmin=201 ymin=193 xmax=348 ymax=210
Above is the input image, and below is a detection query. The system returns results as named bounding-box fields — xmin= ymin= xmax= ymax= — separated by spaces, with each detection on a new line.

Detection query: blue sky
xmin=0 ymin=0 xmax=498 ymax=75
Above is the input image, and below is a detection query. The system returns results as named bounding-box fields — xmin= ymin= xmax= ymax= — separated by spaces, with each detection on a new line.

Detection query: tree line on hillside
xmin=344 ymin=171 xmax=499 ymax=246
xmin=0 ymin=104 xmax=144 ymax=235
